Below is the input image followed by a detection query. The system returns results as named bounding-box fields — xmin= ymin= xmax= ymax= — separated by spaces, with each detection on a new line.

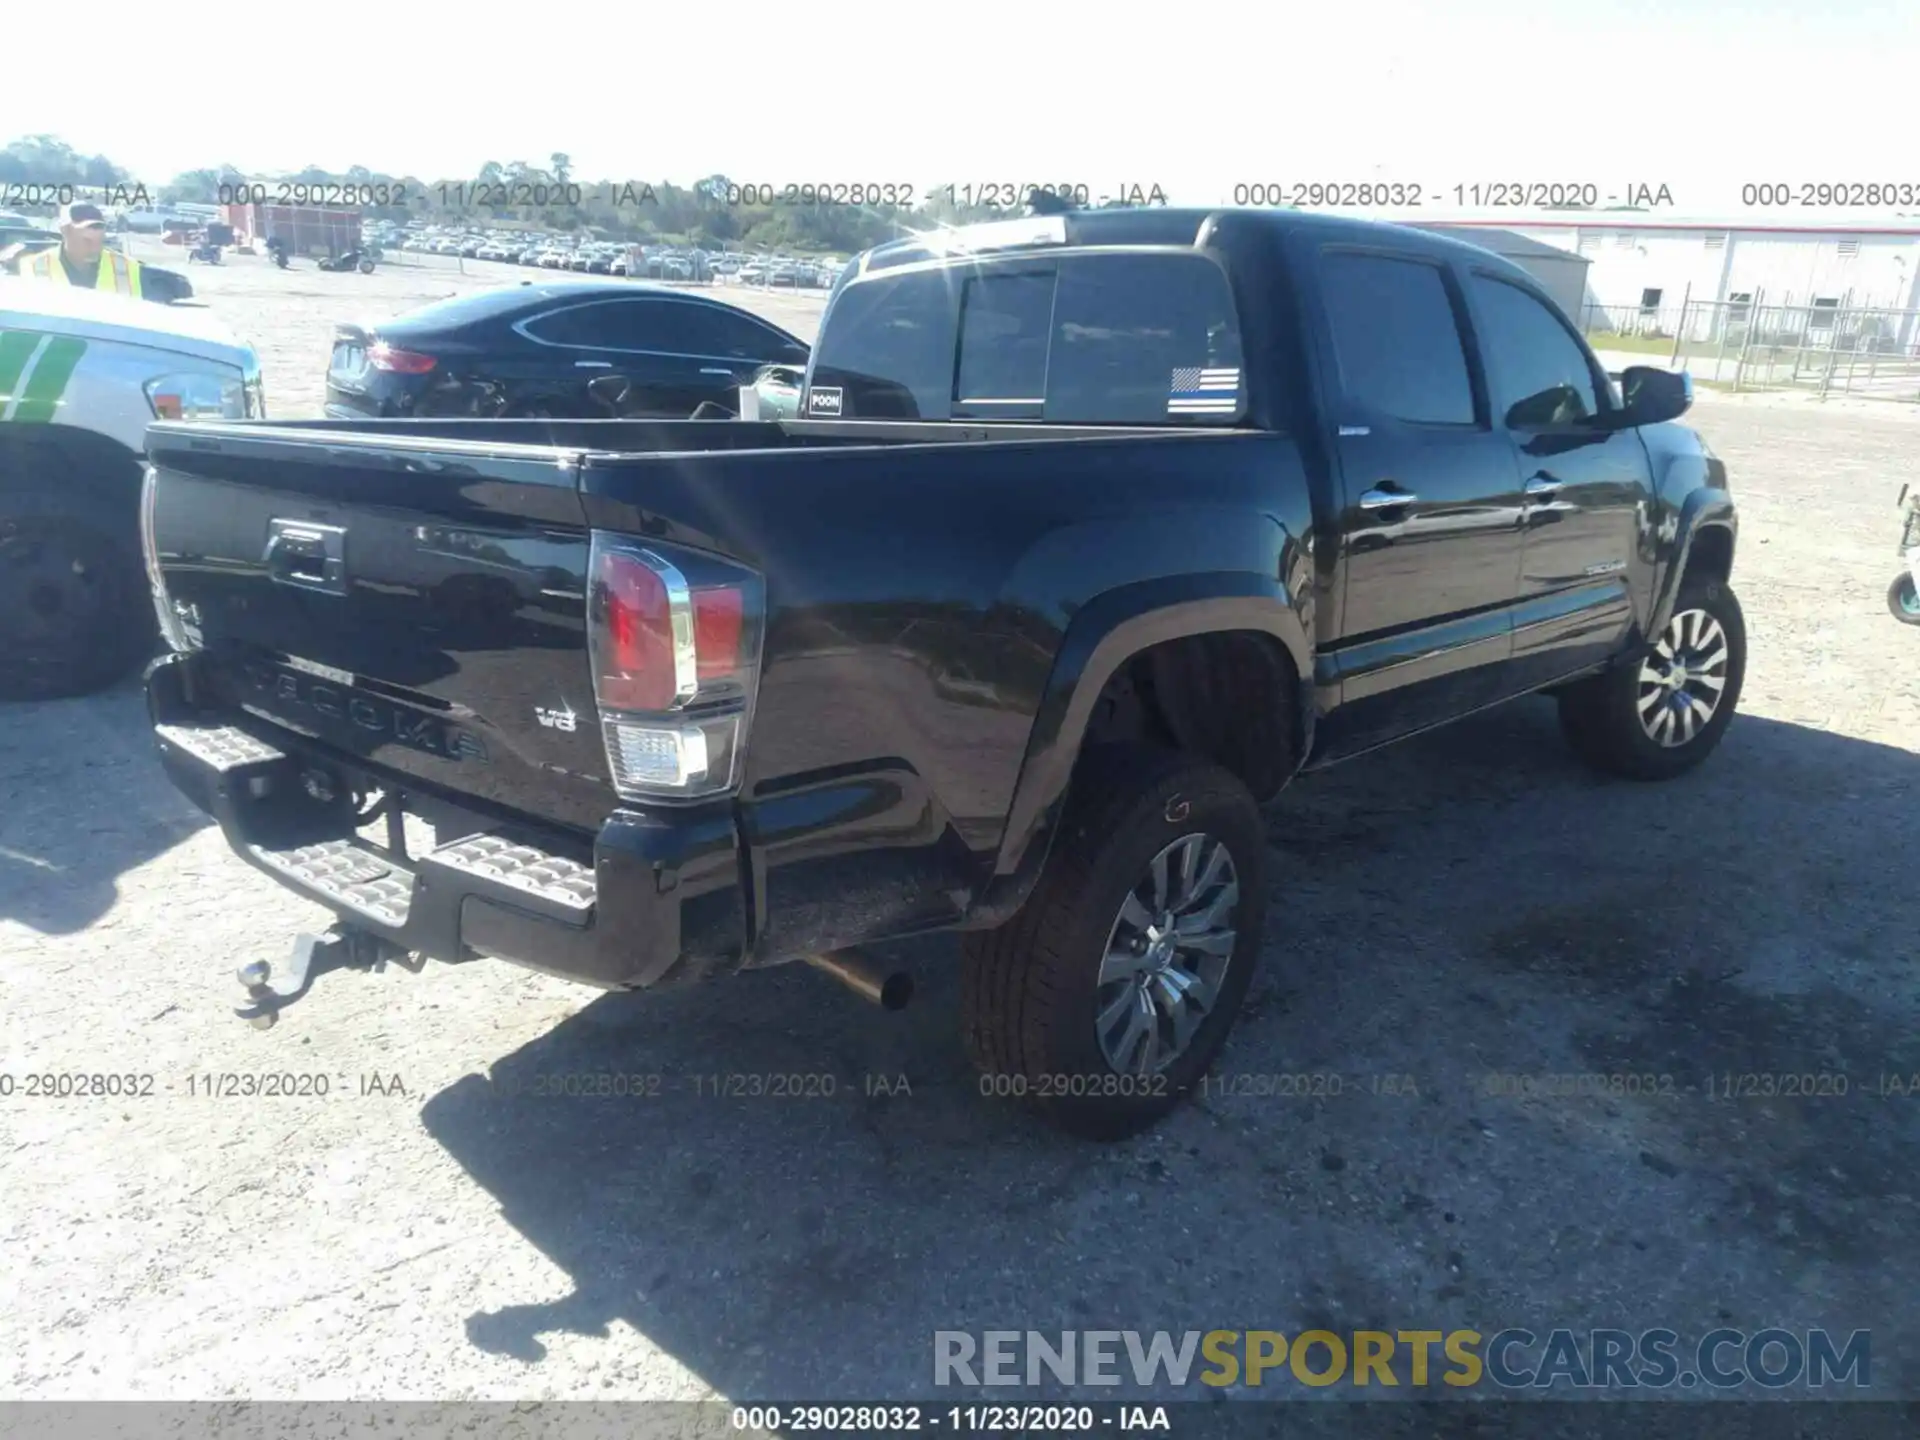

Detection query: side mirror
xmin=1618 ymin=365 xmax=1693 ymax=427
xmin=1504 ymin=384 xmax=1589 ymax=431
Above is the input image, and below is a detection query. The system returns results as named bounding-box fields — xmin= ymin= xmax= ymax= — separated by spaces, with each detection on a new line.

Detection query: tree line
xmin=3 ymin=137 xmax=1161 ymax=253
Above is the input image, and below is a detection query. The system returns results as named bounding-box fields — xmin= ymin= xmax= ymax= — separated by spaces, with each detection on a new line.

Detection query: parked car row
xmin=363 ymin=219 xmax=842 ymax=287
xmin=724 ymin=256 xmax=842 ymax=288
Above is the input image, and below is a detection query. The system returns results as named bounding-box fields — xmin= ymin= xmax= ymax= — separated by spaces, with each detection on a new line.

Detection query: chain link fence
xmin=1582 ymin=295 xmax=1920 ymax=402
xmin=375 ymin=248 xmax=467 ymax=274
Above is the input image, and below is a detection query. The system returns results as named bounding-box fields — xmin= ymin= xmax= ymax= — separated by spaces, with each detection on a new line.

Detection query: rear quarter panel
xmin=580 ymin=428 xmax=1314 ymax=963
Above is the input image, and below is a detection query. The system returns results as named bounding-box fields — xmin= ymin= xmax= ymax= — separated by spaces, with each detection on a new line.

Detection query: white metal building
xmin=1432 ymin=216 xmax=1920 ymax=322
xmin=1419 ymin=225 xmax=1592 ymax=323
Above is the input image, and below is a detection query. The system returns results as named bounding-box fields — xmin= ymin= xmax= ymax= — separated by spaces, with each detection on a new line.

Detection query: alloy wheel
xmin=1636 ymin=606 xmax=1731 ymax=747
xmin=1 ymin=524 xmax=108 ymax=651
xmin=1094 ymin=833 xmax=1239 ymax=1074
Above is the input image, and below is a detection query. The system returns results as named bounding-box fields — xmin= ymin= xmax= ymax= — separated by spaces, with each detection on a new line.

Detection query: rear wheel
xmin=1889 ymin=573 xmax=1920 ymax=625
xmin=1557 ymin=577 xmax=1746 ymax=780
xmin=0 ymin=497 xmax=152 ymax=701
xmin=960 ymin=747 xmax=1267 ymax=1140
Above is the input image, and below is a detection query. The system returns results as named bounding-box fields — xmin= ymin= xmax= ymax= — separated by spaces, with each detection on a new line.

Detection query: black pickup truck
xmin=141 ymin=207 xmax=1741 ymax=1139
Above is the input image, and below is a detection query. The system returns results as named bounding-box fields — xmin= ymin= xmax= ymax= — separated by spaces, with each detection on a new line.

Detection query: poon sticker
xmin=1168 ymin=367 xmax=1239 ymax=415
xmin=807 ymin=386 xmax=844 ymax=416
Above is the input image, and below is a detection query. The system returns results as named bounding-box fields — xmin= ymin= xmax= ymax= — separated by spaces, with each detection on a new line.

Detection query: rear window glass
xmin=809 ymin=268 xmax=955 ymax=418
xmin=379 ymin=285 xmax=559 ymax=332
xmin=1050 ymin=255 xmax=1244 ymax=424
xmin=809 ymin=251 xmax=1244 ymax=425
xmin=955 ymin=272 xmax=1055 ymax=407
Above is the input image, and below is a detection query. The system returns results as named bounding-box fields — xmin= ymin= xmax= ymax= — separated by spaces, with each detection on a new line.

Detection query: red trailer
xmin=222 ymin=202 xmax=361 ymax=258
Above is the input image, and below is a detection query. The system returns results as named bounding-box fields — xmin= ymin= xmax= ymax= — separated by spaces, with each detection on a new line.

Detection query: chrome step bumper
xmin=146 ymin=650 xmax=744 ymax=991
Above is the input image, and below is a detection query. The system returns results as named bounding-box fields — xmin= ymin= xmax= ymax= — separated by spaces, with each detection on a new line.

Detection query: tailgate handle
xmin=264 ymin=519 xmax=348 ymax=596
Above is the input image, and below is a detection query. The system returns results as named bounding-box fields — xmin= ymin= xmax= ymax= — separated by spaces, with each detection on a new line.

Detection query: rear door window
xmin=522 ymin=300 xmax=652 ymax=349
xmin=1318 ymin=252 xmax=1477 ymax=425
xmin=690 ymin=304 xmax=811 ymax=362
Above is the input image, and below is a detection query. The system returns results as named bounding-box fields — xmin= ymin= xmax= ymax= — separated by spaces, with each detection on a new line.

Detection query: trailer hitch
xmin=234 ymin=925 xmax=423 ymax=1029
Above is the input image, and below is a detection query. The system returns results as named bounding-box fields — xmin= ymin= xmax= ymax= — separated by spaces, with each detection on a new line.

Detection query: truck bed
xmin=144 ymin=413 xmax=1303 ymax=976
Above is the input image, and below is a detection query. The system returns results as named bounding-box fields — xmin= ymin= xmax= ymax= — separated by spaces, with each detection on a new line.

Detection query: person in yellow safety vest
xmin=14 ymin=201 xmax=143 ymax=298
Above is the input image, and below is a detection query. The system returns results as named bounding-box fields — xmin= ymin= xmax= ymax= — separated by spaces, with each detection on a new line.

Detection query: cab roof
xmin=857 ymin=206 xmax=1521 ymax=274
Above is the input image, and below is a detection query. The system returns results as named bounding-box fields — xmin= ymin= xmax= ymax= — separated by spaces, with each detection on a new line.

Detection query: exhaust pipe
xmin=805 ymin=950 xmax=913 ymax=1011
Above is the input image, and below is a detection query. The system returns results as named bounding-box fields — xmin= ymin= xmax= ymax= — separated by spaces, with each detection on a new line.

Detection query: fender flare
xmin=965 ymin=573 xmax=1311 ymax=928
xmin=1649 ymin=486 xmax=1737 ymax=637
xmin=0 ymin=424 xmax=146 ymax=517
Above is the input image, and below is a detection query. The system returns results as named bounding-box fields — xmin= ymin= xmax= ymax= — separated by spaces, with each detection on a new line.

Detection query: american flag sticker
xmin=1168 ymin=367 xmax=1240 ymax=415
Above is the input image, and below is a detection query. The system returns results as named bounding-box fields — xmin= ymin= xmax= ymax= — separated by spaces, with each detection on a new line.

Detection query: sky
xmin=7 ymin=0 xmax=1919 ymax=219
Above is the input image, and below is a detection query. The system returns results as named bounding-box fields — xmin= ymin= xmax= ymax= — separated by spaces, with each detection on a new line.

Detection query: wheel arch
xmin=1650 ymin=486 xmax=1737 ymax=637
xmin=965 ymin=573 xmax=1311 ymax=929
xmin=0 ymin=423 xmax=146 ymax=525
xmin=1681 ymin=522 xmax=1735 ymax=587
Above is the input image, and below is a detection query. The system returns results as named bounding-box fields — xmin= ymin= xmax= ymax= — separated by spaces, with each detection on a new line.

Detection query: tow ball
xmin=234 ymin=926 xmax=423 ymax=1029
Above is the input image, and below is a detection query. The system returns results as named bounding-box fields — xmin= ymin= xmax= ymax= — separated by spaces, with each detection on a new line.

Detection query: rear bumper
xmin=146 ymin=651 xmax=748 ymax=991
xmin=320 ymin=384 xmax=386 ymax=419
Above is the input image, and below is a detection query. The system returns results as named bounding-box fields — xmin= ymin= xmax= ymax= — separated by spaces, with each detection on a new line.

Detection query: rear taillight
xmin=587 ymin=535 xmax=764 ymax=802
xmin=367 ymin=342 xmax=437 ymax=374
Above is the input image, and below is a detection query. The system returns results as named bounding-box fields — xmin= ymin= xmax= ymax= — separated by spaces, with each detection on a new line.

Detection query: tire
xmin=0 ymin=496 xmax=154 ymax=701
xmin=1888 ymin=573 xmax=1920 ymax=626
xmin=1557 ymin=577 xmax=1747 ymax=780
xmin=960 ymin=746 xmax=1268 ymax=1141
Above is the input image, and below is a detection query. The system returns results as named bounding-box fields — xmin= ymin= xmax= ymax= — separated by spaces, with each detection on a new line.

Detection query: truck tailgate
xmin=144 ymin=425 xmax=613 ymax=832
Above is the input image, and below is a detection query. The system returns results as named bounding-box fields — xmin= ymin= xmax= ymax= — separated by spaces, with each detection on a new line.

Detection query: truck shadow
xmin=0 ymin=673 xmax=211 ymax=935
xmin=420 ymin=701 xmax=1920 ymax=1399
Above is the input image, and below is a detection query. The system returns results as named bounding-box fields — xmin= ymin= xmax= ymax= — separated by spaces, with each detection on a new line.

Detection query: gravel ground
xmin=2 ymin=246 xmax=1918 ymax=1409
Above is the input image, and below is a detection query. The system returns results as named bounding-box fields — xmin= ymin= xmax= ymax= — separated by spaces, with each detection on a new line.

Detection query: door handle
xmin=1358 ymin=486 xmax=1417 ymax=510
xmin=1524 ymin=475 xmax=1564 ymax=497
xmin=699 ymin=367 xmax=732 ymax=376
xmin=574 ymin=360 xmax=612 ymax=368
xmin=263 ymin=519 xmax=347 ymax=595
xmin=265 ymin=533 xmax=325 ymax=583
